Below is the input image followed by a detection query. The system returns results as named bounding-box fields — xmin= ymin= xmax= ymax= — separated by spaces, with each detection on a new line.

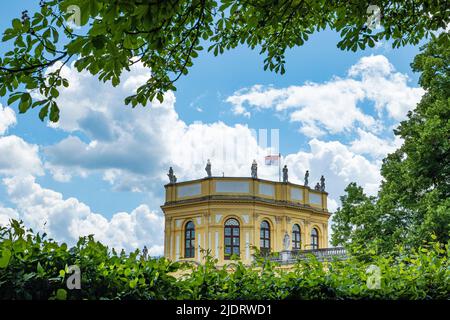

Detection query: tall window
xmin=184 ymin=221 xmax=195 ymax=258
xmin=260 ymin=220 xmax=271 ymax=255
xmin=224 ymin=218 xmax=240 ymax=260
xmin=311 ymin=228 xmax=319 ymax=250
xmin=292 ymin=224 xmax=301 ymax=250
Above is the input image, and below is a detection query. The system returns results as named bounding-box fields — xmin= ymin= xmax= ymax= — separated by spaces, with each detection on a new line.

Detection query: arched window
xmin=311 ymin=228 xmax=319 ymax=250
xmin=260 ymin=220 xmax=270 ymax=255
xmin=184 ymin=221 xmax=195 ymax=258
xmin=292 ymin=224 xmax=301 ymax=250
xmin=224 ymin=218 xmax=240 ymax=260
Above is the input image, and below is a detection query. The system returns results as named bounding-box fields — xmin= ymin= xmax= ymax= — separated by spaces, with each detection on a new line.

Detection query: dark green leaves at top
xmin=1 ymin=0 xmax=449 ymax=122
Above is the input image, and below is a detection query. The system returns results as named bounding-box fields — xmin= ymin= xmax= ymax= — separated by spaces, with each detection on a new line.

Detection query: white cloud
xmin=349 ymin=128 xmax=403 ymax=159
xmin=2 ymin=175 xmax=164 ymax=254
xmin=0 ymin=206 xmax=19 ymax=226
xmin=348 ymin=55 xmax=425 ymax=120
xmin=0 ymin=104 xmax=16 ymax=135
xmin=284 ymin=138 xmax=382 ymax=197
xmin=226 ymin=55 xmax=424 ymax=137
xmin=42 ymin=62 xmax=277 ymax=190
xmin=0 ymin=135 xmax=44 ymax=176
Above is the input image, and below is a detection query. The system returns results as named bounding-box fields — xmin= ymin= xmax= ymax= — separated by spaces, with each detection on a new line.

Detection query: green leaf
xmin=0 ymin=249 xmax=12 ymax=268
xmin=12 ymin=18 xmax=22 ymax=30
xmin=37 ymin=262 xmax=44 ymax=274
xmin=7 ymin=93 xmax=22 ymax=105
xmin=49 ymin=102 xmax=60 ymax=122
xmin=18 ymin=93 xmax=31 ymax=113
xmin=38 ymin=104 xmax=49 ymax=121
xmin=55 ymin=289 xmax=67 ymax=300
xmin=156 ymin=92 xmax=164 ymax=103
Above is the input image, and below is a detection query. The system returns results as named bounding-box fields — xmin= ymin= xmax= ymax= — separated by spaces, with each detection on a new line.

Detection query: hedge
xmin=1 ymin=220 xmax=448 ymax=300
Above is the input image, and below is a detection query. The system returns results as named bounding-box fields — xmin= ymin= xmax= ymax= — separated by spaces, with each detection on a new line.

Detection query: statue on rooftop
xmin=205 ymin=159 xmax=212 ymax=177
xmin=251 ymin=160 xmax=258 ymax=179
xmin=282 ymin=165 xmax=288 ymax=183
xmin=304 ymin=170 xmax=309 ymax=187
xmin=314 ymin=182 xmax=320 ymax=191
xmin=320 ymin=175 xmax=326 ymax=191
xmin=167 ymin=167 xmax=177 ymax=184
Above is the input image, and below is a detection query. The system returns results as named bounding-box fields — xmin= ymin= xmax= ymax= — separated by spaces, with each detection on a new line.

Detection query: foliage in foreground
xmin=1 ymin=221 xmax=448 ymax=300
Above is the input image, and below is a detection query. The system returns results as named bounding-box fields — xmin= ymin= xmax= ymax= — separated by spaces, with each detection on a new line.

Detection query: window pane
xmin=225 ymin=218 xmax=239 ymax=226
xmin=233 ymin=247 xmax=239 ymax=254
xmin=265 ymin=240 xmax=269 ymax=248
xmin=233 ymin=228 xmax=239 ymax=236
xmin=225 ymin=237 xmax=231 ymax=245
xmin=233 ymin=237 xmax=239 ymax=245
xmin=225 ymin=228 xmax=231 ymax=236
xmin=265 ymin=230 xmax=269 ymax=238
xmin=225 ymin=247 xmax=231 ymax=254
xmin=260 ymin=230 xmax=264 ymax=237
xmin=260 ymin=240 xmax=264 ymax=247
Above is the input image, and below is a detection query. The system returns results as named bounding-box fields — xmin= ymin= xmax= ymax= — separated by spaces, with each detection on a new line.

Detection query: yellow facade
xmin=161 ymin=177 xmax=330 ymax=266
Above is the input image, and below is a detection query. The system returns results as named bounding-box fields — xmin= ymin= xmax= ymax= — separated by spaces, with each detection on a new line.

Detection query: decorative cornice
xmin=161 ymin=195 xmax=330 ymax=216
xmin=164 ymin=176 xmax=328 ymax=195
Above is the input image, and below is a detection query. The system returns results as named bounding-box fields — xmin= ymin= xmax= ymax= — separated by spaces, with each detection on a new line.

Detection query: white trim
xmin=175 ymin=235 xmax=180 ymax=260
xmin=215 ymin=231 xmax=219 ymax=259
xmin=198 ymin=234 xmax=201 ymax=261
xmin=245 ymin=232 xmax=250 ymax=260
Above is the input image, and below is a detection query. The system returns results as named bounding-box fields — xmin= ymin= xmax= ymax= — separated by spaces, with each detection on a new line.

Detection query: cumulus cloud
xmin=284 ymin=139 xmax=382 ymax=197
xmin=0 ymin=206 xmax=19 ymax=227
xmin=39 ymin=58 xmax=396 ymax=206
xmin=349 ymin=128 xmax=403 ymax=159
xmin=0 ymin=105 xmax=16 ymax=135
xmin=42 ymin=62 xmax=278 ymax=190
xmin=226 ymin=55 xmax=424 ymax=137
xmin=0 ymin=135 xmax=44 ymax=177
xmin=0 ymin=105 xmax=43 ymax=177
xmin=2 ymin=175 xmax=164 ymax=255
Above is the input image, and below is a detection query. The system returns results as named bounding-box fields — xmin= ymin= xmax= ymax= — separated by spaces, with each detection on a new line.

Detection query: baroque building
xmin=162 ymin=173 xmax=331 ymax=266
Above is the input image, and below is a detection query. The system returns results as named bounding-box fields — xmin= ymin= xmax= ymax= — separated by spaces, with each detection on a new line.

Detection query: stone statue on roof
xmin=205 ymin=159 xmax=212 ymax=177
xmin=282 ymin=165 xmax=288 ymax=183
xmin=320 ymin=175 xmax=325 ymax=191
xmin=304 ymin=170 xmax=309 ymax=186
xmin=251 ymin=160 xmax=258 ymax=179
xmin=167 ymin=167 xmax=177 ymax=184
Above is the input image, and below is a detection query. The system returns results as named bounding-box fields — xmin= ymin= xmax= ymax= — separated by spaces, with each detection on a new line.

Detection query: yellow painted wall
xmin=162 ymin=177 xmax=330 ymax=266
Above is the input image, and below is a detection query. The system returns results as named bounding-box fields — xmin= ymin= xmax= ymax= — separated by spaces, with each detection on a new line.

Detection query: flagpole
xmin=279 ymin=153 xmax=281 ymax=182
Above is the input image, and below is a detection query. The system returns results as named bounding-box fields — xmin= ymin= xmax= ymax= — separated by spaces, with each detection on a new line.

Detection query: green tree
xmin=331 ymin=183 xmax=379 ymax=249
xmin=332 ymin=33 xmax=450 ymax=254
xmin=0 ymin=0 xmax=448 ymax=121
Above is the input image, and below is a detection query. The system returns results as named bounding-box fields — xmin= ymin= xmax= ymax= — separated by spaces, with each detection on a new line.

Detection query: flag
xmin=265 ymin=154 xmax=280 ymax=166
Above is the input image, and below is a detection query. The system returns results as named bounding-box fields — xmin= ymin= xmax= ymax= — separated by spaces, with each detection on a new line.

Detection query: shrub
xmin=1 ymin=221 xmax=448 ymax=300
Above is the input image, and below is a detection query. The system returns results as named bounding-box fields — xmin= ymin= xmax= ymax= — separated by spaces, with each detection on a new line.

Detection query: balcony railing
xmin=265 ymin=247 xmax=347 ymax=264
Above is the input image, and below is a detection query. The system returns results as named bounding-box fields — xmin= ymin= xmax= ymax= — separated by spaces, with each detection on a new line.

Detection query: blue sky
xmin=0 ymin=1 xmax=427 ymax=254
